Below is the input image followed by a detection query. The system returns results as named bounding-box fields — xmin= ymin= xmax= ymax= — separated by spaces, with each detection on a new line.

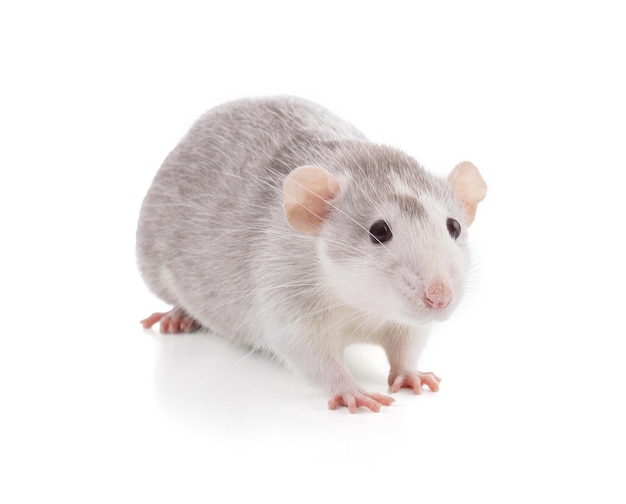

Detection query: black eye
xmin=447 ymin=218 xmax=461 ymax=240
xmin=369 ymin=220 xmax=392 ymax=244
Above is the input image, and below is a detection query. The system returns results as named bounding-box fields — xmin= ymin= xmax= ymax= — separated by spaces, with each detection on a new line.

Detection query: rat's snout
xmin=424 ymin=279 xmax=452 ymax=309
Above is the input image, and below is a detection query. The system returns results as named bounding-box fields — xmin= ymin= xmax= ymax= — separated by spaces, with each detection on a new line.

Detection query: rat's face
xmin=318 ymin=168 xmax=471 ymax=326
xmin=282 ymin=146 xmax=486 ymax=327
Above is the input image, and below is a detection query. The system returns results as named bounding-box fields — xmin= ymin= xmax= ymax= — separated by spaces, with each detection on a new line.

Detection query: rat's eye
xmin=447 ymin=218 xmax=461 ymax=240
xmin=369 ymin=220 xmax=392 ymax=244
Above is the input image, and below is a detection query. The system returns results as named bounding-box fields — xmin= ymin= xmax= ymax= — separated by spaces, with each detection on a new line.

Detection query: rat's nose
xmin=424 ymin=279 xmax=452 ymax=309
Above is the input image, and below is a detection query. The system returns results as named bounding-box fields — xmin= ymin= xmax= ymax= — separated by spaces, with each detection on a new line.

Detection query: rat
xmin=137 ymin=96 xmax=486 ymax=413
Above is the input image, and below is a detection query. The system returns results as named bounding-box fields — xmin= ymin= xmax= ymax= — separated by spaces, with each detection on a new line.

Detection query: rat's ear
xmin=448 ymin=161 xmax=487 ymax=226
xmin=283 ymin=165 xmax=341 ymax=236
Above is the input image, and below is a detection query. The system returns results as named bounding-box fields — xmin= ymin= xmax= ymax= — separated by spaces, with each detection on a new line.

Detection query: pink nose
xmin=424 ymin=279 xmax=452 ymax=309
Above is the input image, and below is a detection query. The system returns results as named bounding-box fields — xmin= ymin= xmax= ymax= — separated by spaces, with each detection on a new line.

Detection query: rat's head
xmin=283 ymin=145 xmax=486 ymax=326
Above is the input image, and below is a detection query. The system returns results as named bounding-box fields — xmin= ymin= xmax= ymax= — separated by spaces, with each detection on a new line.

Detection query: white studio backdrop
xmin=1 ymin=1 xmax=625 ymax=503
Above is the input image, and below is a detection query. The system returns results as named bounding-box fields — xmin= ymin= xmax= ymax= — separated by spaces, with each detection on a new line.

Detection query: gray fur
xmin=137 ymin=96 xmax=474 ymax=404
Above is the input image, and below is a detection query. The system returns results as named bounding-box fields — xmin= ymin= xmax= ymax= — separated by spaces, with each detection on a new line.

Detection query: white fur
xmin=136 ymin=96 xmax=485 ymax=411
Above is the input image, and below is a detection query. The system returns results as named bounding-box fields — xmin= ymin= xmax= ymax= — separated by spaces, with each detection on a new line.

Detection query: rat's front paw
xmin=328 ymin=390 xmax=395 ymax=414
xmin=388 ymin=370 xmax=442 ymax=394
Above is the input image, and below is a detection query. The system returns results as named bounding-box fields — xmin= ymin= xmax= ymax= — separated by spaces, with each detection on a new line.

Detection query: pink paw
xmin=388 ymin=371 xmax=442 ymax=394
xmin=140 ymin=308 xmax=200 ymax=334
xmin=328 ymin=390 xmax=395 ymax=414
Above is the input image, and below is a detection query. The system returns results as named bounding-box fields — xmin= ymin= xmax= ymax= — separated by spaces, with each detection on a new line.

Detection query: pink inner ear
xmin=283 ymin=166 xmax=340 ymax=236
xmin=448 ymin=161 xmax=487 ymax=225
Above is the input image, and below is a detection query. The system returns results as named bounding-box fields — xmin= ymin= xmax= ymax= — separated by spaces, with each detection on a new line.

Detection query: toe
xmin=140 ymin=312 xmax=165 ymax=329
xmin=347 ymin=396 xmax=358 ymax=414
xmin=361 ymin=398 xmax=380 ymax=413
xmin=369 ymin=392 xmax=395 ymax=406
xmin=169 ymin=317 xmax=182 ymax=333
xmin=391 ymin=376 xmax=403 ymax=393
xmin=411 ymin=379 xmax=423 ymax=394
xmin=420 ymin=372 xmax=441 ymax=391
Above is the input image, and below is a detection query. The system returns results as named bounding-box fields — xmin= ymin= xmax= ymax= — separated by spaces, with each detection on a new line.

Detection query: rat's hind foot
xmin=388 ymin=370 xmax=442 ymax=394
xmin=140 ymin=307 xmax=201 ymax=334
xmin=328 ymin=389 xmax=395 ymax=414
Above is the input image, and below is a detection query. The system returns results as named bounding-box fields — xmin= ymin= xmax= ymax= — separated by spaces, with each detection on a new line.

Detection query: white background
xmin=2 ymin=1 xmax=625 ymax=502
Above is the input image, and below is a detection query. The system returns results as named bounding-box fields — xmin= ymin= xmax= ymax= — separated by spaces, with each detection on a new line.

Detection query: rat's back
xmin=136 ymin=96 xmax=365 ymax=340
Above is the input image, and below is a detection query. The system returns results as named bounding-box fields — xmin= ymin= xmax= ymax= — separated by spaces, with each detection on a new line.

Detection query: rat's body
xmin=137 ymin=96 xmax=486 ymax=412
